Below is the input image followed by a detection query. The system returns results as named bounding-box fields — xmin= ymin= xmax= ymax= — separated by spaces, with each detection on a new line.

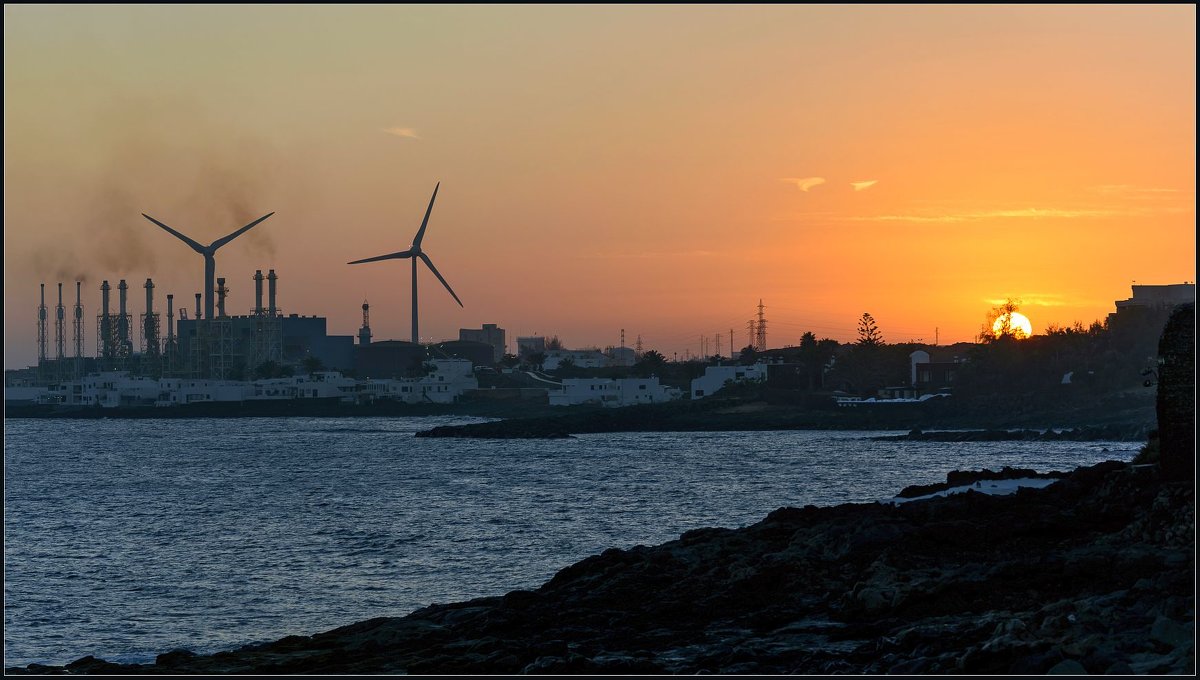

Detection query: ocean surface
xmin=3 ymin=417 xmax=1139 ymax=667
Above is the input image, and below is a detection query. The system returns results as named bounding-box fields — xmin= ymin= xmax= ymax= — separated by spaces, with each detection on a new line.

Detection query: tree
xmin=857 ymin=313 xmax=883 ymax=347
xmin=500 ymin=353 xmax=520 ymax=369
xmin=738 ymin=345 xmax=758 ymax=365
xmin=633 ymin=349 xmax=667 ymax=377
xmin=302 ymin=355 xmax=325 ymax=376
xmin=545 ymin=335 xmax=564 ymax=351
xmin=980 ymin=298 xmax=1025 ymax=343
xmin=526 ymin=351 xmax=546 ymax=371
xmin=799 ymin=331 xmax=817 ymax=351
xmin=254 ymin=360 xmax=284 ymax=379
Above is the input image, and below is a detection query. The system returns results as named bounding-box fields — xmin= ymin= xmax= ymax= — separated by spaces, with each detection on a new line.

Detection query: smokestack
xmin=117 ymin=280 xmax=129 ymax=349
xmin=55 ymin=283 xmax=65 ymax=361
xmin=73 ymin=281 xmax=84 ymax=361
xmin=253 ymin=270 xmax=264 ymax=315
xmin=167 ymin=294 xmax=175 ymax=341
xmin=216 ymin=277 xmax=228 ymax=318
xmin=100 ymin=280 xmax=112 ymax=360
xmin=144 ymin=278 xmax=158 ymax=355
xmin=195 ymin=293 xmax=202 ymax=320
xmin=267 ymin=269 xmax=278 ymax=316
xmin=37 ymin=283 xmax=47 ymax=364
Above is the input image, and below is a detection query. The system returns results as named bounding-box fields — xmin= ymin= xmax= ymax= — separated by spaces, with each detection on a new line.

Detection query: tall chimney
xmin=100 ymin=280 xmax=112 ymax=359
xmin=216 ymin=277 xmax=228 ymax=318
xmin=253 ymin=270 xmax=264 ymax=316
xmin=73 ymin=281 xmax=84 ymax=361
xmin=166 ymin=294 xmax=175 ymax=341
xmin=37 ymin=283 xmax=47 ymax=364
xmin=144 ymin=278 xmax=157 ymax=355
xmin=195 ymin=293 xmax=202 ymax=320
xmin=267 ymin=269 xmax=278 ymax=316
xmin=117 ymin=280 xmax=129 ymax=346
xmin=55 ymin=283 xmax=65 ymax=361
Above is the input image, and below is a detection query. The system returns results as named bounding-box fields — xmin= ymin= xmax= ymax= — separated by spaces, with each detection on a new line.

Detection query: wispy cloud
xmin=582 ymin=249 xmax=715 ymax=260
xmin=382 ymin=127 xmax=421 ymax=139
xmin=984 ymin=294 xmax=1072 ymax=307
xmin=850 ymin=180 xmax=878 ymax=191
xmin=782 ymin=177 xmax=826 ymax=192
xmin=1087 ymin=184 xmax=1183 ymax=196
xmin=851 ymin=207 xmax=1123 ymax=223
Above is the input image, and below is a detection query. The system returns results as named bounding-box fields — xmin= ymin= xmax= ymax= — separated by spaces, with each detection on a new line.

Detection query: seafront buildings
xmin=9 ymin=360 xmax=478 ymax=408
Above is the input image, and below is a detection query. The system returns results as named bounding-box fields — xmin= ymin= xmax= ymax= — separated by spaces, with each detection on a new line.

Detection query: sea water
xmin=3 ymin=417 xmax=1139 ymax=667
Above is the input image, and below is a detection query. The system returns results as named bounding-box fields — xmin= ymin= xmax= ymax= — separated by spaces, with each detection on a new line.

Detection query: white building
xmin=690 ymin=362 xmax=769 ymax=399
xmin=360 ymin=359 xmax=477 ymax=404
xmin=549 ymin=377 xmax=681 ymax=407
xmin=12 ymin=360 xmax=478 ymax=409
xmin=542 ymin=349 xmax=610 ymax=371
xmin=606 ymin=346 xmax=637 ymax=367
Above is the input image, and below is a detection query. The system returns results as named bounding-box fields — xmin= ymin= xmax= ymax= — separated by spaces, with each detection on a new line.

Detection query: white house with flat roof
xmin=690 ymin=362 xmax=768 ymax=399
xmin=550 ymin=377 xmax=680 ymax=407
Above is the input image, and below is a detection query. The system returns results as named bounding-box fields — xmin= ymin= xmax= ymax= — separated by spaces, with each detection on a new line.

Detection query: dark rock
xmin=154 ymin=649 xmax=196 ymax=667
xmin=1156 ymin=303 xmax=1195 ymax=480
xmin=1048 ymin=658 xmax=1088 ymax=674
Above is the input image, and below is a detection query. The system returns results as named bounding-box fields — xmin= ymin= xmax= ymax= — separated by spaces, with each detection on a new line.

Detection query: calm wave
xmin=3 ymin=417 xmax=1138 ymax=667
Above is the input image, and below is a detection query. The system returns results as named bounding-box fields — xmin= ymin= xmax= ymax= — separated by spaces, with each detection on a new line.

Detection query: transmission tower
xmin=755 ymin=299 xmax=767 ymax=352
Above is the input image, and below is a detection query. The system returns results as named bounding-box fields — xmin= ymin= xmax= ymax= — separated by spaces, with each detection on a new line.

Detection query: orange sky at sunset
xmin=4 ymin=5 xmax=1195 ymax=368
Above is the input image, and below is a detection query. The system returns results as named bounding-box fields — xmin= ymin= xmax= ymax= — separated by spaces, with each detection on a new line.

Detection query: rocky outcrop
xmin=9 ymin=458 xmax=1193 ymax=675
xmin=875 ymin=425 xmax=1150 ymax=442
xmin=894 ymin=466 xmax=1064 ymax=498
xmin=1157 ymin=303 xmax=1195 ymax=480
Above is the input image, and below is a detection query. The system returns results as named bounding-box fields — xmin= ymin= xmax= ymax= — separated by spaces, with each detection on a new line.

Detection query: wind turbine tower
xmin=348 ymin=182 xmax=463 ymax=344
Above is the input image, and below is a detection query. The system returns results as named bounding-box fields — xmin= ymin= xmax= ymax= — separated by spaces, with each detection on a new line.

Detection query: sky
xmin=4 ymin=5 xmax=1195 ymax=368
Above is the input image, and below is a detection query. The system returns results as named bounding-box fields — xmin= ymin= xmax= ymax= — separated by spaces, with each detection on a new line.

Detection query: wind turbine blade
xmin=347 ymin=249 xmax=415 ymax=265
xmin=411 ymin=182 xmax=440 ymax=248
xmin=211 ymin=212 xmax=275 ymax=250
xmin=419 ymin=252 xmax=463 ymax=307
xmin=142 ymin=214 xmax=206 ymax=253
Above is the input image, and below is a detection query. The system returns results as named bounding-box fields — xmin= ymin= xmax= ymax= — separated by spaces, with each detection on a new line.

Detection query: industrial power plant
xmin=16 ymin=185 xmax=508 ymax=393
xmin=8 ymin=182 xmax=772 ymax=412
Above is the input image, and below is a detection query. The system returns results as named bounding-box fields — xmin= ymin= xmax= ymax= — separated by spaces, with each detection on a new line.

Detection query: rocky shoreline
xmin=873 ymin=424 xmax=1148 ymax=443
xmin=414 ymin=392 xmax=1155 ymax=440
xmin=9 ymin=458 xmax=1193 ymax=675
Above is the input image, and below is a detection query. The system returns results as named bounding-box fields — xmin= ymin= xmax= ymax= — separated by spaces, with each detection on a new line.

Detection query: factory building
xmin=353 ymin=340 xmax=428 ymax=379
xmin=433 ymin=340 xmax=496 ymax=367
xmin=175 ymin=314 xmax=355 ymax=375
xmin=458 ymin=323 xmax=506 ymax=362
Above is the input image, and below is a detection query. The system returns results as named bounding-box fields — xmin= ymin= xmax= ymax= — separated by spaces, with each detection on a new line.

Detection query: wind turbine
xmin=348 ymin=182 xmax=463 ymax=344
xmin=142 ymin=212 xmax=275 ymax=321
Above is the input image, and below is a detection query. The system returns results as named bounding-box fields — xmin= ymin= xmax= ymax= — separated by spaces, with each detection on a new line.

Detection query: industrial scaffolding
xmin=249 ymin=313 xmax=283 ymax=375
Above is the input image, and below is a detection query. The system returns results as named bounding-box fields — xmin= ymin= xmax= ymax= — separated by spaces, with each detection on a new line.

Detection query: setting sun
xmin=993 ymin=312 xmax=1034 ymax=339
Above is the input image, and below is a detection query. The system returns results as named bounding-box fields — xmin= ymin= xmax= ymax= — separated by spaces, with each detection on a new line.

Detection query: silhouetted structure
xmin=1156 ymin=303 xmax=1194 ymax=480
xmin=142 ymin=212 xmax=275 ymax=322
xmin=459 ymin=323 xmax=505 ymax=362
xmin=348 ymin=182 xmax=463 ymax=344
